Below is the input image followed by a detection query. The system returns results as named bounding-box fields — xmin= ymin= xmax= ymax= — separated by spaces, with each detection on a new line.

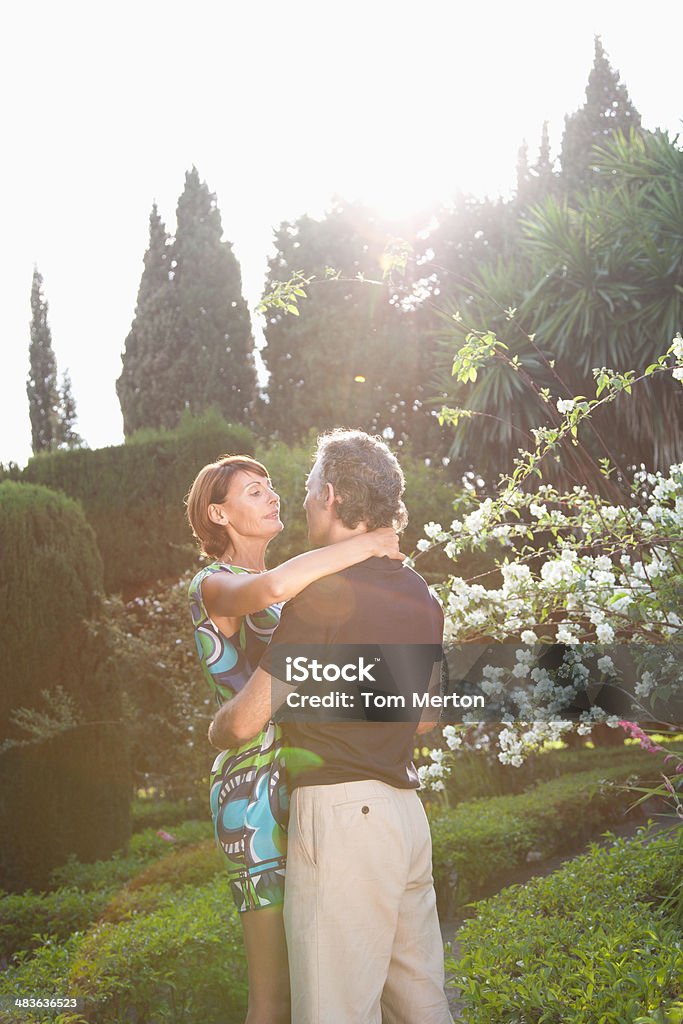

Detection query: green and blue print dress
xmin=188 ymin=563 xmax=288 ymax=912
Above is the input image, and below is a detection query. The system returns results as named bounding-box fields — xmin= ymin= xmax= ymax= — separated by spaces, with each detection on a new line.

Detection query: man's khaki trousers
xmin=283 ymin=779 xmax=454 ymax=1024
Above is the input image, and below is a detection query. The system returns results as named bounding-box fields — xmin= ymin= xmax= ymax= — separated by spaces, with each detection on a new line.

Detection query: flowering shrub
xmin=414 ymin=335 xmax=683 ymax=796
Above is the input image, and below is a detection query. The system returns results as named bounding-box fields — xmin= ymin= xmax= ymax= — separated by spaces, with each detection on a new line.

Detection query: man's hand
xmin=208 ymin=668 xmax=295 ymax=749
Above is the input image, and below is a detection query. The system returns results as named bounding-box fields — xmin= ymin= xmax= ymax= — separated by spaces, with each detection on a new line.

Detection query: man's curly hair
xmin=313 ymin=429 xmax=408 ymax=532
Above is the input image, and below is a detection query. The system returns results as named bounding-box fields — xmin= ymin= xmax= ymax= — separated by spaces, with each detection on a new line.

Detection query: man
xmin=209 ymin=429 xmax=453 ymax=1024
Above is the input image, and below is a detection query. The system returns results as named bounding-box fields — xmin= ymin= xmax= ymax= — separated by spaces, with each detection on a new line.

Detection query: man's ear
xmin=322 ymin=482 xmax=338 ymax=513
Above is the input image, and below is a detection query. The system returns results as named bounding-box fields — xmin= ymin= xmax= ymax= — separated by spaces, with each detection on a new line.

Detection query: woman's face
xmin=213 ymin=470 xmax=283 ymax=546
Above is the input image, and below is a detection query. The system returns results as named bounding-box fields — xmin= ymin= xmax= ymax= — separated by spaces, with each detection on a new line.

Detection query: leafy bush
xmin=49 ymin=820 xmax=212 ymax=891
xmin=0 ymin=888 xmax=114 ymax=963
xmin=431 ymin=760 xmax=664 ymax=915
xmin=0 ymin=481 xmax=129 ymax=891
xmin=67 ymin=878 xmax=247 ymax=1023
xmin=131 ymin=796 xmax=204 ymax=832
xmin=433 ymin=736 xmax=681 ymax=806
xmin=20 ymin=412 xmax=255 ymax=593
xmin=450 ymin=827 xmax=683 ymax=1023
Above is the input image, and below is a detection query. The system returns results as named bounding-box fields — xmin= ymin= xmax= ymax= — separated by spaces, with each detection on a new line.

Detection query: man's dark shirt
xmin=259 ymin=556 xmax=444 ymax=790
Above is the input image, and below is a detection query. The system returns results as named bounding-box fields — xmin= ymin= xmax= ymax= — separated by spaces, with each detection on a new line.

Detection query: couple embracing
xmin=186 ymin=429 xmax=453 ymax=1024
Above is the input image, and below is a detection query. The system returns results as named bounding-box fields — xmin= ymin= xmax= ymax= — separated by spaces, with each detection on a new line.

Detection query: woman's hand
xmin=367 ymin=527 xmax=404 ymax=561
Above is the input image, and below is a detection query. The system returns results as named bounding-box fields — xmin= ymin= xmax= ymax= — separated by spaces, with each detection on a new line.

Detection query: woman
xmin=186 ymin=454 xmax=401 ymax=1024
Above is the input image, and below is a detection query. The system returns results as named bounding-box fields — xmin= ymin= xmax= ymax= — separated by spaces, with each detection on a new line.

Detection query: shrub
xmin=450 ymin=827 xmax=683 ymax=1023
xmin=430 ymin=759 xmax=664 ymax=915
xmin=0 ymin=482 xmax=129 ymax=891
xmin=49 ymin=821 xmax=213 ymax=891
xmin=0 ymin=887 xmax=115 ymax=963
xmin=21 ymin=412 xmax=255 ymax=593
xmin=131 ymin=796 xmax=204 ymax=832
xmin=67 ymin=878 xmax=247 ymax=1023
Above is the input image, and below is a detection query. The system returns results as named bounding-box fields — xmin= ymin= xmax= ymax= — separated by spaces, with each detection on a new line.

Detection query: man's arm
xmin=208 ymin=667 xmax=294 ymax=748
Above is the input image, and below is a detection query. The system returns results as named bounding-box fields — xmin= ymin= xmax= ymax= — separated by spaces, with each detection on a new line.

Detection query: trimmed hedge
xmin=49 ymin=820 xmax=213 ymax=891
xmin=20 ymin=413 xmax=256 ymax=593
xmin=434 ymin=735 xmax=682 ymax=806
xmin=450 ymin=826 xmax=683 ymax=1023
xmin=0 ymin=481 xmax=129 ymax=891
xmin=0 ymin=880 xmax=247 ymax=1024
xmin=0 ymin=887 xmax=115 ymax=963
xmin=430 ymin=758 xmax=666 ymax=915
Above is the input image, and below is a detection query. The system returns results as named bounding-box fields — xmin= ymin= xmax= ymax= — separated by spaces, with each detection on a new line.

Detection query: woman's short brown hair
xmin=186 ymin=454 xmax=269 ymax=559
xmin=314 ymin=429 xmax=408 ymax=531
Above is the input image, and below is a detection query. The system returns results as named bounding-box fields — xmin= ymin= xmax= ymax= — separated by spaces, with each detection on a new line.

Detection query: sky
xmin=2 ymin=0 xmax=682 ymax=468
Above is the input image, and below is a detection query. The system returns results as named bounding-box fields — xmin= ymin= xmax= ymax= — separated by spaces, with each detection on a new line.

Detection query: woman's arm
xmin=202 ymin=528 xmax=401 ymax=620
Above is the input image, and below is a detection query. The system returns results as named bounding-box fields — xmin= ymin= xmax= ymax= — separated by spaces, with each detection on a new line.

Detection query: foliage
xmin=428 ymin=734 xmax=681 ymax=806
xmin=101 ymin=577 xmax=214 ymax=800
xmin=20 ymin=411 xmax=255 ymax=592
xmin=131 ymin=796 xmax=204 ymax=832
xmin=0 ymin=878 xmax=247 ymax=1024
xmin=117 ymin=170 xmax=257 ymax=436
xmin=560 ymin=36 xmax=642 ymax=194
xmin=0 ymin=481 xmax=129 ymax=891
xmin=49 ymin=821 xmax=212 ymax=891
xmin=429 ymin=760 xmax=665 ymax=916
xmin=66 ymin=878 xmax=247 ymax=1024
xmin=260 ymin=200 xmax=436 ymax=449
xmin=413 ymin=334 xmax=683 ymax=785
xmin=434 ymin=130 xmax=683 ymax=479
xmin=26 ymin=269 xmax=81 ymax=455
xmin=0 ymin=887 xmax=115 ymax=963
xmin=449 ymin=827 xmax=683 ymax=1023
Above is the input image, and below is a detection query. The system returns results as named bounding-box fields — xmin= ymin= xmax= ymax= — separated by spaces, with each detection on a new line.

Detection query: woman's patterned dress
xmin=188 ymin=562 xmax=288 ymax=912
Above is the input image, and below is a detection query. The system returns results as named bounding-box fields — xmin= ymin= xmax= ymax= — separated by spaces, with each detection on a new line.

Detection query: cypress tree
xmin=56 ymin=370 xmax=83 ymax=448
xmin=560 ymin=37 xmax=642 ymax=193
xmin=117 ymin=175 xmax=257 ymax=434
xmin=27 ymin=268 xmax=60 ymax=454
xmin=116 ymin=203 xmax=175 ymax=435
xmin=169 ymin=167 xmax=256 ymax=426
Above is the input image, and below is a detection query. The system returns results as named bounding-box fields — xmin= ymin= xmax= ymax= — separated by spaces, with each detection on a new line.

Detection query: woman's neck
xmin=219 ymin=537 xmax=269 ymax=573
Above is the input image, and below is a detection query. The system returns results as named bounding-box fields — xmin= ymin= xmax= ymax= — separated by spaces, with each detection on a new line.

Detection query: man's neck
xmin=319 ymin=521 xmax=369 ymax=547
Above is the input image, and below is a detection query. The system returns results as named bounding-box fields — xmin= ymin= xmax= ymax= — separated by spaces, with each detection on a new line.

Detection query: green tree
xmin=434 ymin=130 xmax=683 ymax=482
xmin=56 ymin=369 xmax=83 ymax=448
xmin=116 ymin=203 xmax=175 ymax=435
xmin=26 ymin=268 xmax=60 ymax=454
xmin=261 ymin=200 xmax=429 ymax=445
xmin=560 ymin=36 xmax=642 ymax=194
xmin=117 ymin=173 xmax=257 ymax=435
xmin=170 ymin=167 xmax=256 ymax=427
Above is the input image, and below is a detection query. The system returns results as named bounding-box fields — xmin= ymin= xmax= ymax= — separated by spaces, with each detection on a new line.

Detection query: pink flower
xmin=156 ymin=830 xmax=177 ymax=842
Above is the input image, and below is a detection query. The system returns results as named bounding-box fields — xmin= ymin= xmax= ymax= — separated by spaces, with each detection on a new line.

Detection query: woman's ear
xmin=208 ymin=504 xmax=229 ymax=527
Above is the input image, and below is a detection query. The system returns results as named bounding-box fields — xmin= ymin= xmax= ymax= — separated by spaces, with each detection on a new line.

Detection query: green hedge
xmin=131 ymin=796 xmax=205 ymax=832
xmin=450 ymin=827 xmax=683 ymax=1023
xmin=0 ymin=886 xmax=115 ymax=962
xmin=0 ymin=880 xmax=248 ymax=1024
xmin=49 ymin=820 xmax=213 ymax=891
xmin=432 ymin=736 xmax=682 ymax=806
xmin=20 ymin=412 xmax=255 ymax=593
xmin=430 ymin=759 xmax=665 ymax=915
xmin=0 ymin=482 xmax=129 ymax=891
